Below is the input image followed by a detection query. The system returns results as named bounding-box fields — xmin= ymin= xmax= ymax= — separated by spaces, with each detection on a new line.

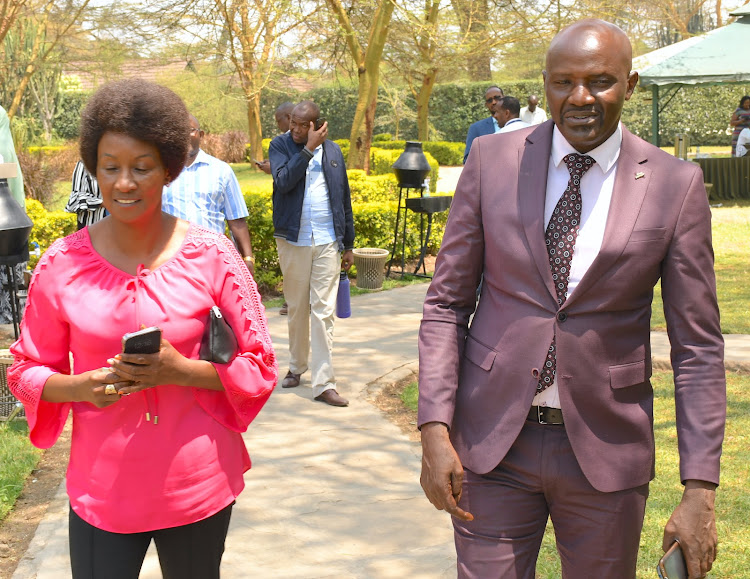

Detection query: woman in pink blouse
xmin=8 ymin=79 xmax=278 ymax=578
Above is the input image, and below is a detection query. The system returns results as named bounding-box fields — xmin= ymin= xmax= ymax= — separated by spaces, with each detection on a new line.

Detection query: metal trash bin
xmin=353 ymin=248 xmax=390 ymax=290
xmin=674 ymin=134 xmax=690 ymax=160
xmin=1 ymin=348 xmax=23 ymax=419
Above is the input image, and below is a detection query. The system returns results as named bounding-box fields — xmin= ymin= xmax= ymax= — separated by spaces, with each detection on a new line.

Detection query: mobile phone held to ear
xmin=314 ymin=117 xmax=326 ymax=131
xmin=122 ymin=327 xmax=162 ymax=355
xmin=657 ymin=541 xmax=687 ymax=579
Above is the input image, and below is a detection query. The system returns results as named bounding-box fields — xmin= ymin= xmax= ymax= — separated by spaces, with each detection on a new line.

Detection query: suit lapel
xmin=565 ymin=129 xmax=651 ymax=307
xmin=519 ymin=122 xmax=557 ymax=302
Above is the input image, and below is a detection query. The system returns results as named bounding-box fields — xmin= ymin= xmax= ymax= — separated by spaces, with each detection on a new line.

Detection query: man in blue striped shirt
xmin=162 ymin=115 xmax=255 ymax=271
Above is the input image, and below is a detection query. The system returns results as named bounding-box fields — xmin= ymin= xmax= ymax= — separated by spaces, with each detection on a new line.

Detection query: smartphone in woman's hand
xmin=122 ymin=327 xmax=162 ymax=355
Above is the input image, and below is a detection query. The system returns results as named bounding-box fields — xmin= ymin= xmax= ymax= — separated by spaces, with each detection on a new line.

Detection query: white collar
xmin=551 ymin=123 xmax=622 ymax=174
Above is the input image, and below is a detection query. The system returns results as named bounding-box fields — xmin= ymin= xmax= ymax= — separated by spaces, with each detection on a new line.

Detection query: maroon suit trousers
xmin=453 ymin=420 xmax=649 ymax=578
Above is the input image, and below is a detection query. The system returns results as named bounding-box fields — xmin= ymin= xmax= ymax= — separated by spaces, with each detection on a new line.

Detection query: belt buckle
xmin=537 ymin=406 xmax=547 ymax=425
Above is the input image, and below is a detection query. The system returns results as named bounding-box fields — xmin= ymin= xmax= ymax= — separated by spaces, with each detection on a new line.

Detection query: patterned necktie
xmin=537 ymin=153 xmax=595 ymax=393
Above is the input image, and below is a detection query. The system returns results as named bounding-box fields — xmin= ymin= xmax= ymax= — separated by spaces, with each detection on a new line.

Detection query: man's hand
xmin=306 ymin=120 xmax=328 ymax=151
xmin=257 ymin=159 xmax=271 ymax=175
xmin=663 ymin=480 xmax=718 ymax=579
xmin=341 ymin=249 xmax=354 ymax=271
xmin=420 ymin=422 xmax=474 ymax=521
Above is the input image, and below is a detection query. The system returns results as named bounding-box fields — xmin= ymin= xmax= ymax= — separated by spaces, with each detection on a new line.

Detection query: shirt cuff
xmin=301 ymin=147 xmax=314 ymax=159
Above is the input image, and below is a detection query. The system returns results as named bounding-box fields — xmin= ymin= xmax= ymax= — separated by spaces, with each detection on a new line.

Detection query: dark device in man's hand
xmin=253 ymin=159 xmax=263 ymax=166
xmin=314 ymin=117 xmax=326 ymax=131
xmin=122 ymin=327 xmax=162 ymax=355
xmin=657 ymin=541 xmax=688 ymax=579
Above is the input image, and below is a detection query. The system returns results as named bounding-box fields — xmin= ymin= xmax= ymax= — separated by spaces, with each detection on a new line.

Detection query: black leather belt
xmin=527 ymin=406 xmax=564 ymax=425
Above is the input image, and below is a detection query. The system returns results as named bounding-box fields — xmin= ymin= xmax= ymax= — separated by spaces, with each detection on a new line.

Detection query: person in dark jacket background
xmin=268 ymin=100 xmax=354 ymax=407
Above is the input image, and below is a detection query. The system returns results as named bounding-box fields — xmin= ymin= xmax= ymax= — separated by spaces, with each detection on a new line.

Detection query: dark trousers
xmin=69 ymin=502 xmax=233 ymax=579
xmin=453 ymin=421 xmax=649 ymax=579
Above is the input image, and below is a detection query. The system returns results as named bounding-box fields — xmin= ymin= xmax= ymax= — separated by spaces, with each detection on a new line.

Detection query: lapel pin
xmin=635 ymin=172 xmax=645 ymax=180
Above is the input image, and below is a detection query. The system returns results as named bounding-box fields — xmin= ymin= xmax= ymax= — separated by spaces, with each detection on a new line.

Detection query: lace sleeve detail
xmin=186 ymin=227 xmax=278 ymax=430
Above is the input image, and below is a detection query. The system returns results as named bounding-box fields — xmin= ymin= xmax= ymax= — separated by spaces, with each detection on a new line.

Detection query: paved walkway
xmin=9 ymin=283 xmax=750 ymax=578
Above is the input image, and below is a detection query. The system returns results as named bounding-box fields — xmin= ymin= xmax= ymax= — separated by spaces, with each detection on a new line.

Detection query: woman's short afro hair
xmin=79 ymin=79 xmax=190 ymax=182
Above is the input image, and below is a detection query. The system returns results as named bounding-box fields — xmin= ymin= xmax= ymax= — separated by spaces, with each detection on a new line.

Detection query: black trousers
xmin=69 ymin=502 xmax=233 ymax=579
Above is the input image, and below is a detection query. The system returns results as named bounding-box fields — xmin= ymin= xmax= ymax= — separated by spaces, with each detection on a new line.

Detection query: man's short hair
xmin=79 ymin=79 xmax=190 ymax=182
xmin=276 ymin=102 xmax=294 ymax=116
xmin=293 ymin=100 xmax=320 ymax=121
xmin=499 ymin=96 xmax=521 ymax=118
xmin=485 ymin=85 xmax=504 ymax=96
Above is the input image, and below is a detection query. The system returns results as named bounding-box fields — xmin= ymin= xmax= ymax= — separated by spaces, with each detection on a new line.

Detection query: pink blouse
xmin=8 ymin=225 xmax=278 ymax=533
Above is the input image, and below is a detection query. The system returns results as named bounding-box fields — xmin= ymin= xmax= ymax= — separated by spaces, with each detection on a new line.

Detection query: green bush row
xmin=25 ymin=199 xmax=77 ymax=269
xmin=242 ymin=170 xmax=449 ymax=293
xmin=26 ymin=171 xmax=448 ymax=295
xmin=50 ymin=79 xmax=750 ymax=151
xmin=247 ymin=139 xmax=442 ymax=192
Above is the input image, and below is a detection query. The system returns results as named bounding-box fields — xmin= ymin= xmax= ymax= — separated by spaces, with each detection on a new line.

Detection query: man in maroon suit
xmin=418 ymin=19 xmax=725 ymax=579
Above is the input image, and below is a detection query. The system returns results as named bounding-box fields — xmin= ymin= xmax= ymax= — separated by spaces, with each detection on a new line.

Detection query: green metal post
xmin=651 ymin=85 xmax=659 ymax=147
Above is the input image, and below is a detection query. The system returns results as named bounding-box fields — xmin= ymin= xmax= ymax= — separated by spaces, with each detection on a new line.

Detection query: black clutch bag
xmin=200 ymin=306 xmax=239 ymax=364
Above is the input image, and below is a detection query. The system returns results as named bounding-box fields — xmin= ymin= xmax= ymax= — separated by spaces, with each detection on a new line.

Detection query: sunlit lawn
xmin=651 ymin=203 xmax=750 ymax=334
xmin=404 ymin=372 xmax=750 ymax=578
xmin=230 ymin=162 xmax=273 ymax=194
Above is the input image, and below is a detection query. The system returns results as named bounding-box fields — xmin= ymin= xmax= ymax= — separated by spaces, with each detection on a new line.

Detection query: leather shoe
xmin=279 ymin=302 xmax=288 ymax=315
xmin=281 ymin=371 xmax=301 ymax=388
xmin=314 ymin=389 xmax=348 ymax=407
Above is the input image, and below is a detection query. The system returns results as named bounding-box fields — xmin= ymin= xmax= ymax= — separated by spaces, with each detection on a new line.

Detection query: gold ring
xmin=104 ymin=384 xmax=117 ymax=396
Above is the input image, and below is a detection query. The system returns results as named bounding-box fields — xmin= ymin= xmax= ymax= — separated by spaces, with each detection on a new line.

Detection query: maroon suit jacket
xmin=418 ymin=121 xmax=726 ymax=493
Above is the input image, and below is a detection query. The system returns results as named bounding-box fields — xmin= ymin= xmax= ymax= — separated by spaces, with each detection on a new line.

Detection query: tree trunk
xmin=416 ymin=68 xmax=437 ymax=141
xmin=246 ymin=89 xmax=263 ymax=166
xmin=450 ymin=0 xmax=491 ymax=81
xmin=348 ymin=71 xmax=377 ymax=171
xmin=326 ymin=0 xmax=396 ymax=171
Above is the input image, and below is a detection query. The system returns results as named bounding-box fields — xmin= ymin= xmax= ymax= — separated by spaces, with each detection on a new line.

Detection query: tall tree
xmin=2 ymin=0 xmax=91 ymax=121
xmin=209 ymin=0 xmax=302 ymax=165
xmin=0 ymin=0 xmax=27 ymax=46
xmin=450 ymin=0 xmax=490 ymax=81
xmin=324 ymin=0 xmax=396 ymax=171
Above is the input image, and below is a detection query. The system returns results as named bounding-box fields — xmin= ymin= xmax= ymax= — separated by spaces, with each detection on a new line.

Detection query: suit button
xmin=557 ymin=312 xmax=568 ymax=322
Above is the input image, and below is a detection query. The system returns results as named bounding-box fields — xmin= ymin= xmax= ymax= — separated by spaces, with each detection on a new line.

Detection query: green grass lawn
xmin=404 ymin=371 xmax=750 ymax=578
xmin=651 ymin=203 xmax=750 ymax=334
xmin=229 ymin=163 xmax=273 ymax=193
xmin=0 ymin=421 xmax=42 ymax=521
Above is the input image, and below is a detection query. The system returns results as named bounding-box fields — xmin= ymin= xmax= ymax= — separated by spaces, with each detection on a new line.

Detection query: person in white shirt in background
xmin=735 ymin=127 xmax=750 ymax=157
xmin=494 ymin=96 xmax=531 ymax=133
xmin=520 ymin=94 xmax=548 ymax=126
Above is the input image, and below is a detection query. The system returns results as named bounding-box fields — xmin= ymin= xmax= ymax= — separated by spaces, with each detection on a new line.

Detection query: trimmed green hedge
xmin=26 ymin=199 xmax=77 ymax=269
xmin=242 ymin=169 xmax=449 ymax=292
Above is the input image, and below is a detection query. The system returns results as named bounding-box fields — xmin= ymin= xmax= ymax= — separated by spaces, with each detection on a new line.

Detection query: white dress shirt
xmin=498 ymin=118 xmax=531 ymax=133
xmin=532 ymin=124 xmax=622 ymax=408
xmin=288 ymin=144 xmax=336 ymax=247
xmin=520 ymin=106 xmax=548 ymax=125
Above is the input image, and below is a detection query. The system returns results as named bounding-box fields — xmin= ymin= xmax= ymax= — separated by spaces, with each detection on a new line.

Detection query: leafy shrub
xmin=54 ymin=91 xmax=90 ymax=141
xmin=423 ymin=142 xmax=464 ymax=166
xmin=348 ymin=171 xmax=398 ymax=203
xmin=200 ymin=133 xmax=222 ymax=159
xmin=16 ymin=150 xmax=65 ymax=204
xmin=25 ymin=199 xmax=77 ymax=269
xmin=243 ymin=190 xmax=281 ymax=295
xmin=373 ymin=133 xmax=392 ymax=142
xmin=221 ymin=131 xmax=250 ymax=163
xmin=26 ymin=144 xmax=79 ymax=182
xmin=240 ymin=170 xmax=449 ymax=288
